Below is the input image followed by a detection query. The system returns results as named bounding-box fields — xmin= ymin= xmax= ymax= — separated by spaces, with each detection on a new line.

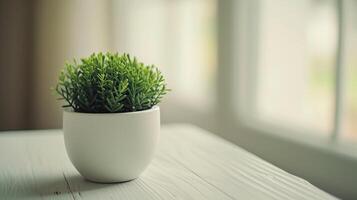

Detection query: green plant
xmin=55 ymin=52 xmax=169 ymax=113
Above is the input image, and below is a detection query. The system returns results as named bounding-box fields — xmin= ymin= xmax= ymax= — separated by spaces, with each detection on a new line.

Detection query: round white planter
xmin=63 ymin=106 xmax=160 ymax=183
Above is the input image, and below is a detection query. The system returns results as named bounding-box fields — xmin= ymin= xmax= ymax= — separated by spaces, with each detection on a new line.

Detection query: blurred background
xmin=0 ymin=0 xmax=356 ymax=199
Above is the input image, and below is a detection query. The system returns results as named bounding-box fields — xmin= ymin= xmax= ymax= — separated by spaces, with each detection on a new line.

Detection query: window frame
xmin=232 ymin=0 xmax=357 ymax=156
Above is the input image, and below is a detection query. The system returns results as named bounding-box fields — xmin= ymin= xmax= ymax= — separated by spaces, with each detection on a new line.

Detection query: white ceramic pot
xmin=63 ymin=106 xmax=160 ymax=183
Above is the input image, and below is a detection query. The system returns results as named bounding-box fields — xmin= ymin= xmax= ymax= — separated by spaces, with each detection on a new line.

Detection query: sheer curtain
xmin=0 ymin=0 xmax=113 ymax=130
xmin=0 ymin=0 xmax=217 ymax=130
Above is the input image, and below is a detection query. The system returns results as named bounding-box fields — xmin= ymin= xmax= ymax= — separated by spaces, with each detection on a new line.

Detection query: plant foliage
xmin=55 ymin=52 xmax=169 ymax=113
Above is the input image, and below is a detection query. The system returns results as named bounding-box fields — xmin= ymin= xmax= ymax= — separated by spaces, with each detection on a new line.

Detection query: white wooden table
xmin=0 ymin=124 xmax=336 ymax=200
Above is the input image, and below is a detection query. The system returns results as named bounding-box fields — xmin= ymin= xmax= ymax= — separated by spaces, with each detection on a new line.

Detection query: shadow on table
xmin=0 ymin=171 xmax=139 ymax=198
xmin=37 ymin=173 xmax=132 ymax=197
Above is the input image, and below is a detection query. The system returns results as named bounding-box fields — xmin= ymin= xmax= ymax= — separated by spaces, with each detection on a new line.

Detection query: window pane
xmin=254 ymin=0 xmax=336 ymax=134
xmin=341 ymin=0 xmax=357 ymax=142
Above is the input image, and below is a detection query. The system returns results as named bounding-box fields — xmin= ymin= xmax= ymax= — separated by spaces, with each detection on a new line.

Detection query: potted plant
xmin=55 ymin=52 xmax=169 ymax=183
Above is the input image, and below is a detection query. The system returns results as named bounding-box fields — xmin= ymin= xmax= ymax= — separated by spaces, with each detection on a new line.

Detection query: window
xmin=238 ymin=0 xmax=357 ymax=143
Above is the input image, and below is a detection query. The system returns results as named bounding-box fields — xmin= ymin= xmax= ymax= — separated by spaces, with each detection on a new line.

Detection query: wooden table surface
xmin=0 ymin=124 xmax=336 ymax=200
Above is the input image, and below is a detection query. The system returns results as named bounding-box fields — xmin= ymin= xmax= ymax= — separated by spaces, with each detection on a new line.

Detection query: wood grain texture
xmin=0 ymin=124 xmax=337 ymax=200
